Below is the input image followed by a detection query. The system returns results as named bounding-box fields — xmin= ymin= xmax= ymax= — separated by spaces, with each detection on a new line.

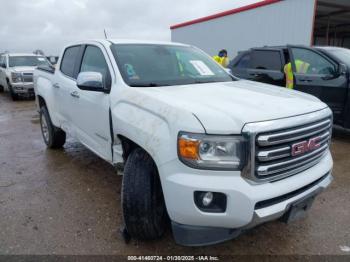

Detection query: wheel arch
xmin=118 ymin=134 xmax=158 ymax=166
xmin=37 ymin=95 xmax=47 ymax=108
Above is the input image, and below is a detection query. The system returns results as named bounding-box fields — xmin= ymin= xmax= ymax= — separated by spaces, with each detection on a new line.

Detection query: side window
xmin=80 ymin=46 xmax=111 ymax=88
xmin=235 ymin=53 xmax=251 ymax=69
xmin=60 ymin=46 xmax=81 ymax=78
xmin=0 ymin=55 xmax=5 ymax=67
xmin=251 ymin=50 xmax=282 ymax=70
xmin=290 ymin=48 xmax=337 ymax=75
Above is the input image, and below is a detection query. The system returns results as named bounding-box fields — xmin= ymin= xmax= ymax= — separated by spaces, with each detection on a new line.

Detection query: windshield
xmin=110 ymin=44 xmax=234 ymax=87
xmin=9 ymin=56 xmax=50 ymax=67
xmin=327 ymin=49 xmax=350 ymax=67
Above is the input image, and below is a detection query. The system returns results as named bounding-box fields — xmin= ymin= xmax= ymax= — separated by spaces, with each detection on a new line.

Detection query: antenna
xmin=104 ymin=29 xmax=108 ymax=39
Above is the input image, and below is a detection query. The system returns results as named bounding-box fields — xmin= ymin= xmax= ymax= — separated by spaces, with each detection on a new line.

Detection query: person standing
xmin=284 ymin=59 xmax=310 ymax=89
xmin=213 ymin=49 xmax=229 ymax=68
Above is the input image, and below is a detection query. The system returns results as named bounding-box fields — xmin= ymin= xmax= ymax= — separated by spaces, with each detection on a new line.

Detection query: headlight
xmin=11 ymin=72 xmax=22 ymax=83
xmin=178 ymin=132 xmax=248 ymax=170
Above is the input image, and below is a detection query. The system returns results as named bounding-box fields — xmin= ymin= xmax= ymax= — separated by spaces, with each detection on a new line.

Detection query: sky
xmin=0 ymin=0 xmax=262 ymax=55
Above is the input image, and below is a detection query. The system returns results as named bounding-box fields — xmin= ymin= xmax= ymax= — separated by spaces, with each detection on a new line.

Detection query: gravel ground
xmin=0 ymin=92 xmax=349 ymax=256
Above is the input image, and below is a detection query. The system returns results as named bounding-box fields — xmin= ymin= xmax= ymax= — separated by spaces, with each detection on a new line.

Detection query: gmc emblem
xmin=291 ymin=136 xmax=321 ymax=156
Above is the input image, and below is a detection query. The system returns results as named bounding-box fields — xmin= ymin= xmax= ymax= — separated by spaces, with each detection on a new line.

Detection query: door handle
xmin=53 ymin=83 xmax=60 ymax=89
xmin=249 ymin=73 xmax=263 ymax=77
xmin=70 ymin=91 xmax=80 ymax=98
xmin=299 ymin=79 xmax=312 ymax=82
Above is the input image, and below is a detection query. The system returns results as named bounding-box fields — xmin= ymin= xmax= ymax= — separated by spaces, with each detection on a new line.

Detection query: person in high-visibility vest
xmin=284 ymin=59 xmax=310 ymax=89
xmin=213 ymin=49 xmax=229 ymax=68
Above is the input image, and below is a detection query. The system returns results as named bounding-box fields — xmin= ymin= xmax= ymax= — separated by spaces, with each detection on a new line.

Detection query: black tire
xmin=39 ymin=106 xmax=66 ymax=149
xmin=122 ymin=148 xmax=168 ymax=240
xmin=0 ymin=85 xmax=4 ymax=93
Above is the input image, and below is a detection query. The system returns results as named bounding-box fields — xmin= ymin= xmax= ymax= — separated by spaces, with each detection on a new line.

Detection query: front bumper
xmin=11 ymin=82 xmax=35 ymax=95
xmin=161 ymin=151 xmax=333 ymax=246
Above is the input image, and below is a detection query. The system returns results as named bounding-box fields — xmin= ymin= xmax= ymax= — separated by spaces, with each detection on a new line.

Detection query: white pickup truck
xmin=34 ymin=39 xmax=333 ymax=246
xmin=0 ymin=53 xmax=51 ymax=100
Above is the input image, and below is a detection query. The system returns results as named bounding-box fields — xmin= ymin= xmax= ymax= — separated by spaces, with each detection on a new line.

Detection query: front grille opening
xmin=255 ymin=143 xmax=329 ymax=178
xmin=255 ymin=173 xmax=329 ymax=210
xmin=254 ymin=117 xmax=332 ymax=181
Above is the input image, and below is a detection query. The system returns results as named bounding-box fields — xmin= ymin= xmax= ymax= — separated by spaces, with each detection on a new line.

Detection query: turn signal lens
xmin=178 ymin=137 xmax=199 ymax=160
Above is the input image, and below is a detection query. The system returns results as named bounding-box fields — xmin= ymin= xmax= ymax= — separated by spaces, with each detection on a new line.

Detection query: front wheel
xmin=8 ymin=85 xmax=19 ymax=101
xmin=122 ymin=148 xmax=168 ymax=240
xmin=39 ymin=106 xmax=66 ymax=148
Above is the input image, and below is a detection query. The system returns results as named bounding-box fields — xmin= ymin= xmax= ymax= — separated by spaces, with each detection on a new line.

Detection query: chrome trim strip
xmin=257 ymin=131 xmax=330 ymax=162
xmin=257 ymin=146 xmax=290 ymax=162
xmin=257 ymin=145 xmax=328 ymax=176
xmin=257 ymin=119 xmax=331 ymax=146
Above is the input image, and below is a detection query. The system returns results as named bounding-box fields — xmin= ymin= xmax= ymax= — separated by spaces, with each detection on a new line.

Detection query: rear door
xmin=246 ymin=49 xmax=285 ymax=87
xmin=288 ymin=46 xmax=347 ymax=120
xmin=230 ymin=51 xmax=252 ymax=79
xmin=57 ymin=45 xmax=84 ymax=132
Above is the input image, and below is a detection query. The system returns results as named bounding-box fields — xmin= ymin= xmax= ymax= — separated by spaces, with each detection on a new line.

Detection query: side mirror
xmin=76 ymin=72 xmax=108 ymax=92
xmin=339 ymin=63 xmax=347 ymax=76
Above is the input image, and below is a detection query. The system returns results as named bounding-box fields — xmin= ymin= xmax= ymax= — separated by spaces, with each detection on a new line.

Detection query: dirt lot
xmin=0 ymin=92 xmax=349 ymax=256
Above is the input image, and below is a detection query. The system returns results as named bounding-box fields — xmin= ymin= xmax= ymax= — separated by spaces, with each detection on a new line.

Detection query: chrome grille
xmin=255 ymin=118 xmax=332 ymax=180
xmin=22 ymin=73 xmax=33 ymax=83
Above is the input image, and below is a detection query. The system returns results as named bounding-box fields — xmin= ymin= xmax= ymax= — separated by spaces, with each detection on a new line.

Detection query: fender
xmin=110 ymin=89 xmax=205 ymax=167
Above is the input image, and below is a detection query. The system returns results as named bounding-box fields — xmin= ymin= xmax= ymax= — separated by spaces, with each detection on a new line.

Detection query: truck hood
xmin=148 ymin=80 xmax=328 ymax=134
xmin=10 ymin=66 xmax=36 ymax=73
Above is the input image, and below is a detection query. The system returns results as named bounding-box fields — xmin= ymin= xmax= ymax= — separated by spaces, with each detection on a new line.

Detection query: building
xmin=171 ymin=0 xmax=350 ymax=57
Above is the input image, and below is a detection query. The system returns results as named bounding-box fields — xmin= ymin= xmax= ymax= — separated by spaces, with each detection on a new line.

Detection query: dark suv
xmin=230 ymin=46 xmax=350 ymax=128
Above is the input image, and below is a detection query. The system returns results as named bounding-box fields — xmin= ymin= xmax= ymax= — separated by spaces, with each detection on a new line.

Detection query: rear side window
xmin=60 ymin=46 xmax=81 ymax=78
xmin=235 ymin=53 xmax=251 ymax=69
xmin=251 ymin=50 xmax=282 ymax=70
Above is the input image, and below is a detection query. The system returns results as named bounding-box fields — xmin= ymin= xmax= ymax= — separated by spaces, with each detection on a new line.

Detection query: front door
xmin=288 ymin=46 xmax=348 ymax=121
xmin=71 ymin=44 xmax=113 ymax=161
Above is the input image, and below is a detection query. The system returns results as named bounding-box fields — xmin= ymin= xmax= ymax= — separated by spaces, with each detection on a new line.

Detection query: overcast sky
xmin=0 ymin=0 xmax=261 ymax=55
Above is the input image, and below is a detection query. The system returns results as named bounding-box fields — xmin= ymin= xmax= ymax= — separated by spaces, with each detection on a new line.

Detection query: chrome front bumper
xmin=11 ymin=82 xmax=34 ymax=94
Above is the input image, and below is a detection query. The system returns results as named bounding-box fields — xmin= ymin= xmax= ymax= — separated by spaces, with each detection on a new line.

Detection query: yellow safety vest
xmin=176 ymin=53 xmax=184 ymax=74
xmin=213 ymin=55 xmax=229 ymax=68
xmin=284 ymin=60 xmax=310 ymax=89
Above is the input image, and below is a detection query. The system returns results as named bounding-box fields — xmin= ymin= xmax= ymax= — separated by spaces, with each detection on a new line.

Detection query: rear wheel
xmin=122 ymin=148 xmax=168 ymax=240
xmin=40 ymin=106 xmax=66 ymax=148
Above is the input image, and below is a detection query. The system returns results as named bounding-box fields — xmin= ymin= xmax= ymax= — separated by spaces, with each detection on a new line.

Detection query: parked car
xmin=34 ymin=39 xmax=333 ymax=246
xmin=230 ymin=45 xmax=350 ymax=128
xmin=0 ymin=53 xmax=51 ymax=100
